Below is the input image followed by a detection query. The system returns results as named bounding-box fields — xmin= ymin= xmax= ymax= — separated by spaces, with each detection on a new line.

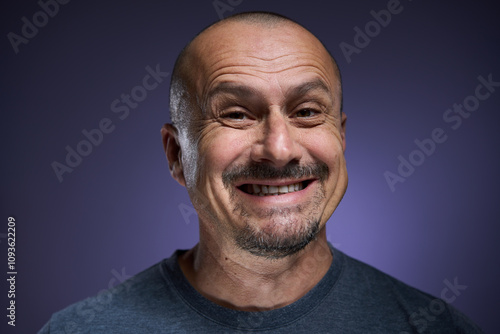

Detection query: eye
xmin=295 ymin=109 xmax=317 ymax=118
xmin=217 ymin=109 xmax=254 ymax=129
xmin=290 ymin=106 xmax=326 ymax=128
xmin=224 ymin=111 xmax=247 ymax=120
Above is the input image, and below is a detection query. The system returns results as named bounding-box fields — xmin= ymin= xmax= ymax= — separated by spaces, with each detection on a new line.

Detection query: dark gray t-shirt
xmin=38 ymin=246 xmax=483 ymax=333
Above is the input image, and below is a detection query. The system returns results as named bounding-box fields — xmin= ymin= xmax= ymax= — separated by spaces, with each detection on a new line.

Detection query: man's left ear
xmin=340 ymin=112 xmax=347 ymax=152
xmin=161 ymin=123 xmax=186 ymax=187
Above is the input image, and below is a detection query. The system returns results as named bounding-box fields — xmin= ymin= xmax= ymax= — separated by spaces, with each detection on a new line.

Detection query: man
xmin=39 ymin=11 xmax=483 ymax=333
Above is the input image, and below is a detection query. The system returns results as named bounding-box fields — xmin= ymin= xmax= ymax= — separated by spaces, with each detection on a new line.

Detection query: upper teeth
xmin=246 ymin=182 xmax=303 ymax=196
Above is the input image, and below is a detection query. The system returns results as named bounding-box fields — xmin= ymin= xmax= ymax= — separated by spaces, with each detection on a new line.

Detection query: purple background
xmin=1 ymin=0 xmax=499 ymax=333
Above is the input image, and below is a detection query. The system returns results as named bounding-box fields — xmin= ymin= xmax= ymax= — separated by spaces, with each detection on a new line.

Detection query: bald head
xmin=169 ymin=12 xmax=342 ymax=132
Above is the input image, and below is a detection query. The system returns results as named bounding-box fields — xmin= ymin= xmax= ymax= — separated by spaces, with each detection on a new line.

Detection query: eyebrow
xmin=205 ymin=78 xmax=333 ymax=107
xmin=286 ymin=79 xmax=332 ymax=100
xmin=206 ymin=83 xmax=259 ymax=103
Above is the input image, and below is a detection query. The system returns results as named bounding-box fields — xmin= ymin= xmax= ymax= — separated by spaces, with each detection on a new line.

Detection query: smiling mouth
xmin=237 ymin=180 xmax=313 ymax=196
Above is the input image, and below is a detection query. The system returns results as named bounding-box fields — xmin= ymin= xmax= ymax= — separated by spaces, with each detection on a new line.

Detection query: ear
xmin=161 ymin=123 xmax=186 ymax=187
xmin=340 ymin=112 xmax=347 ymax=152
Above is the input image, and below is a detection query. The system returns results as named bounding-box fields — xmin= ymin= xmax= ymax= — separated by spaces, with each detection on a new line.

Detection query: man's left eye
xmin=295 ymin=109 xmax=317 ymax=118
xmin=225 ymin=112 xmax=247 ymax=120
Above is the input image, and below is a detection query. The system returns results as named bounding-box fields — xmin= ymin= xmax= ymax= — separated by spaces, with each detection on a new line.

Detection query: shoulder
xmin=332 ymin=248 xmax=484 ymax=333
xmin=38 ymin=256 xmax=183 ymax=334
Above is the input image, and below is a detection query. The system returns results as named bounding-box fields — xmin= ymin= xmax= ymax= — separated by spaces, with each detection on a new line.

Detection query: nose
xmin=250 ymin=110 xmax=302 ymax=167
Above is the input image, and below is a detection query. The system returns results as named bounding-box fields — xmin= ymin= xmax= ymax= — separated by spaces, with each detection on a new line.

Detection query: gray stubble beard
xmin=232 ymin=191 xmax=325 ymax=259
xmin=222 ymin=161 xmax=329 ymax=259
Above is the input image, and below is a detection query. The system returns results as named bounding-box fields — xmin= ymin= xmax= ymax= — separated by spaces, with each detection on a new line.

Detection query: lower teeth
xmin=257 ymin=190 xmax=297 ymax=196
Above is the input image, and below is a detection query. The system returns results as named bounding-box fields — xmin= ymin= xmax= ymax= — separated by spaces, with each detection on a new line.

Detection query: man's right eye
xmin=217 ymin=109 xmax=254 ymax=129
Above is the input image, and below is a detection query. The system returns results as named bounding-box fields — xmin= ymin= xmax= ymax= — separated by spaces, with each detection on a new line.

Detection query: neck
xmin=178 ymin=227 xmax=333 ymax=311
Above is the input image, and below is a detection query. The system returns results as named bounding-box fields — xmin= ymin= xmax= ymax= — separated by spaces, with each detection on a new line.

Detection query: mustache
xmin=222 ymin=161 xmax=329 ymax=188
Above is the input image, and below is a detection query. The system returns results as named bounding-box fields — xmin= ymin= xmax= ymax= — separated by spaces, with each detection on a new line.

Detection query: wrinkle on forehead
xmin=205 ymin=52 xmax=331 ymax=74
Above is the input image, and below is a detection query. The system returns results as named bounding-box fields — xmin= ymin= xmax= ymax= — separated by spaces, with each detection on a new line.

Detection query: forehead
xmin=194 ymin=21 xmax=326 ymax=60
xmin=187 ymin=21 xmax=339 ymax=100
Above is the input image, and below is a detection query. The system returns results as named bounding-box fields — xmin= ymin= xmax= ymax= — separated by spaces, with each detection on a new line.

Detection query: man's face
xmin=174 ymin=21 xmax=347 ymax=258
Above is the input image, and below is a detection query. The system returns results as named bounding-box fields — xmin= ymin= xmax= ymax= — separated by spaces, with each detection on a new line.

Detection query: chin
xmin=234 ymin=217 xmax=320 ymax=259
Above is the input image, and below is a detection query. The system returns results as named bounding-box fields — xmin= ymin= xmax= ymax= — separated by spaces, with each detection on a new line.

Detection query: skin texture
xmin=161 ymin=18 xmax=348 ymax=311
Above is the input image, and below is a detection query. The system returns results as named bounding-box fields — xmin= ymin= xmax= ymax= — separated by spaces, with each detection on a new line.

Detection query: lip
xmin=234 ymin=177 xmax=314 ymax=188
xmin=235 ymin=178 xmax=318 ymax=205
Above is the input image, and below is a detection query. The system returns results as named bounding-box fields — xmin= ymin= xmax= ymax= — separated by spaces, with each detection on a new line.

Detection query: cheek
xmin=300 ymin=134 xmax=346 ymax=225
xmin=302 ymin=128 xmax=344 ymax=169
xmin=197 ymin=127 xmax=250 ymax=187
xmin=302 ymin=127 xmax=347 ymax=206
